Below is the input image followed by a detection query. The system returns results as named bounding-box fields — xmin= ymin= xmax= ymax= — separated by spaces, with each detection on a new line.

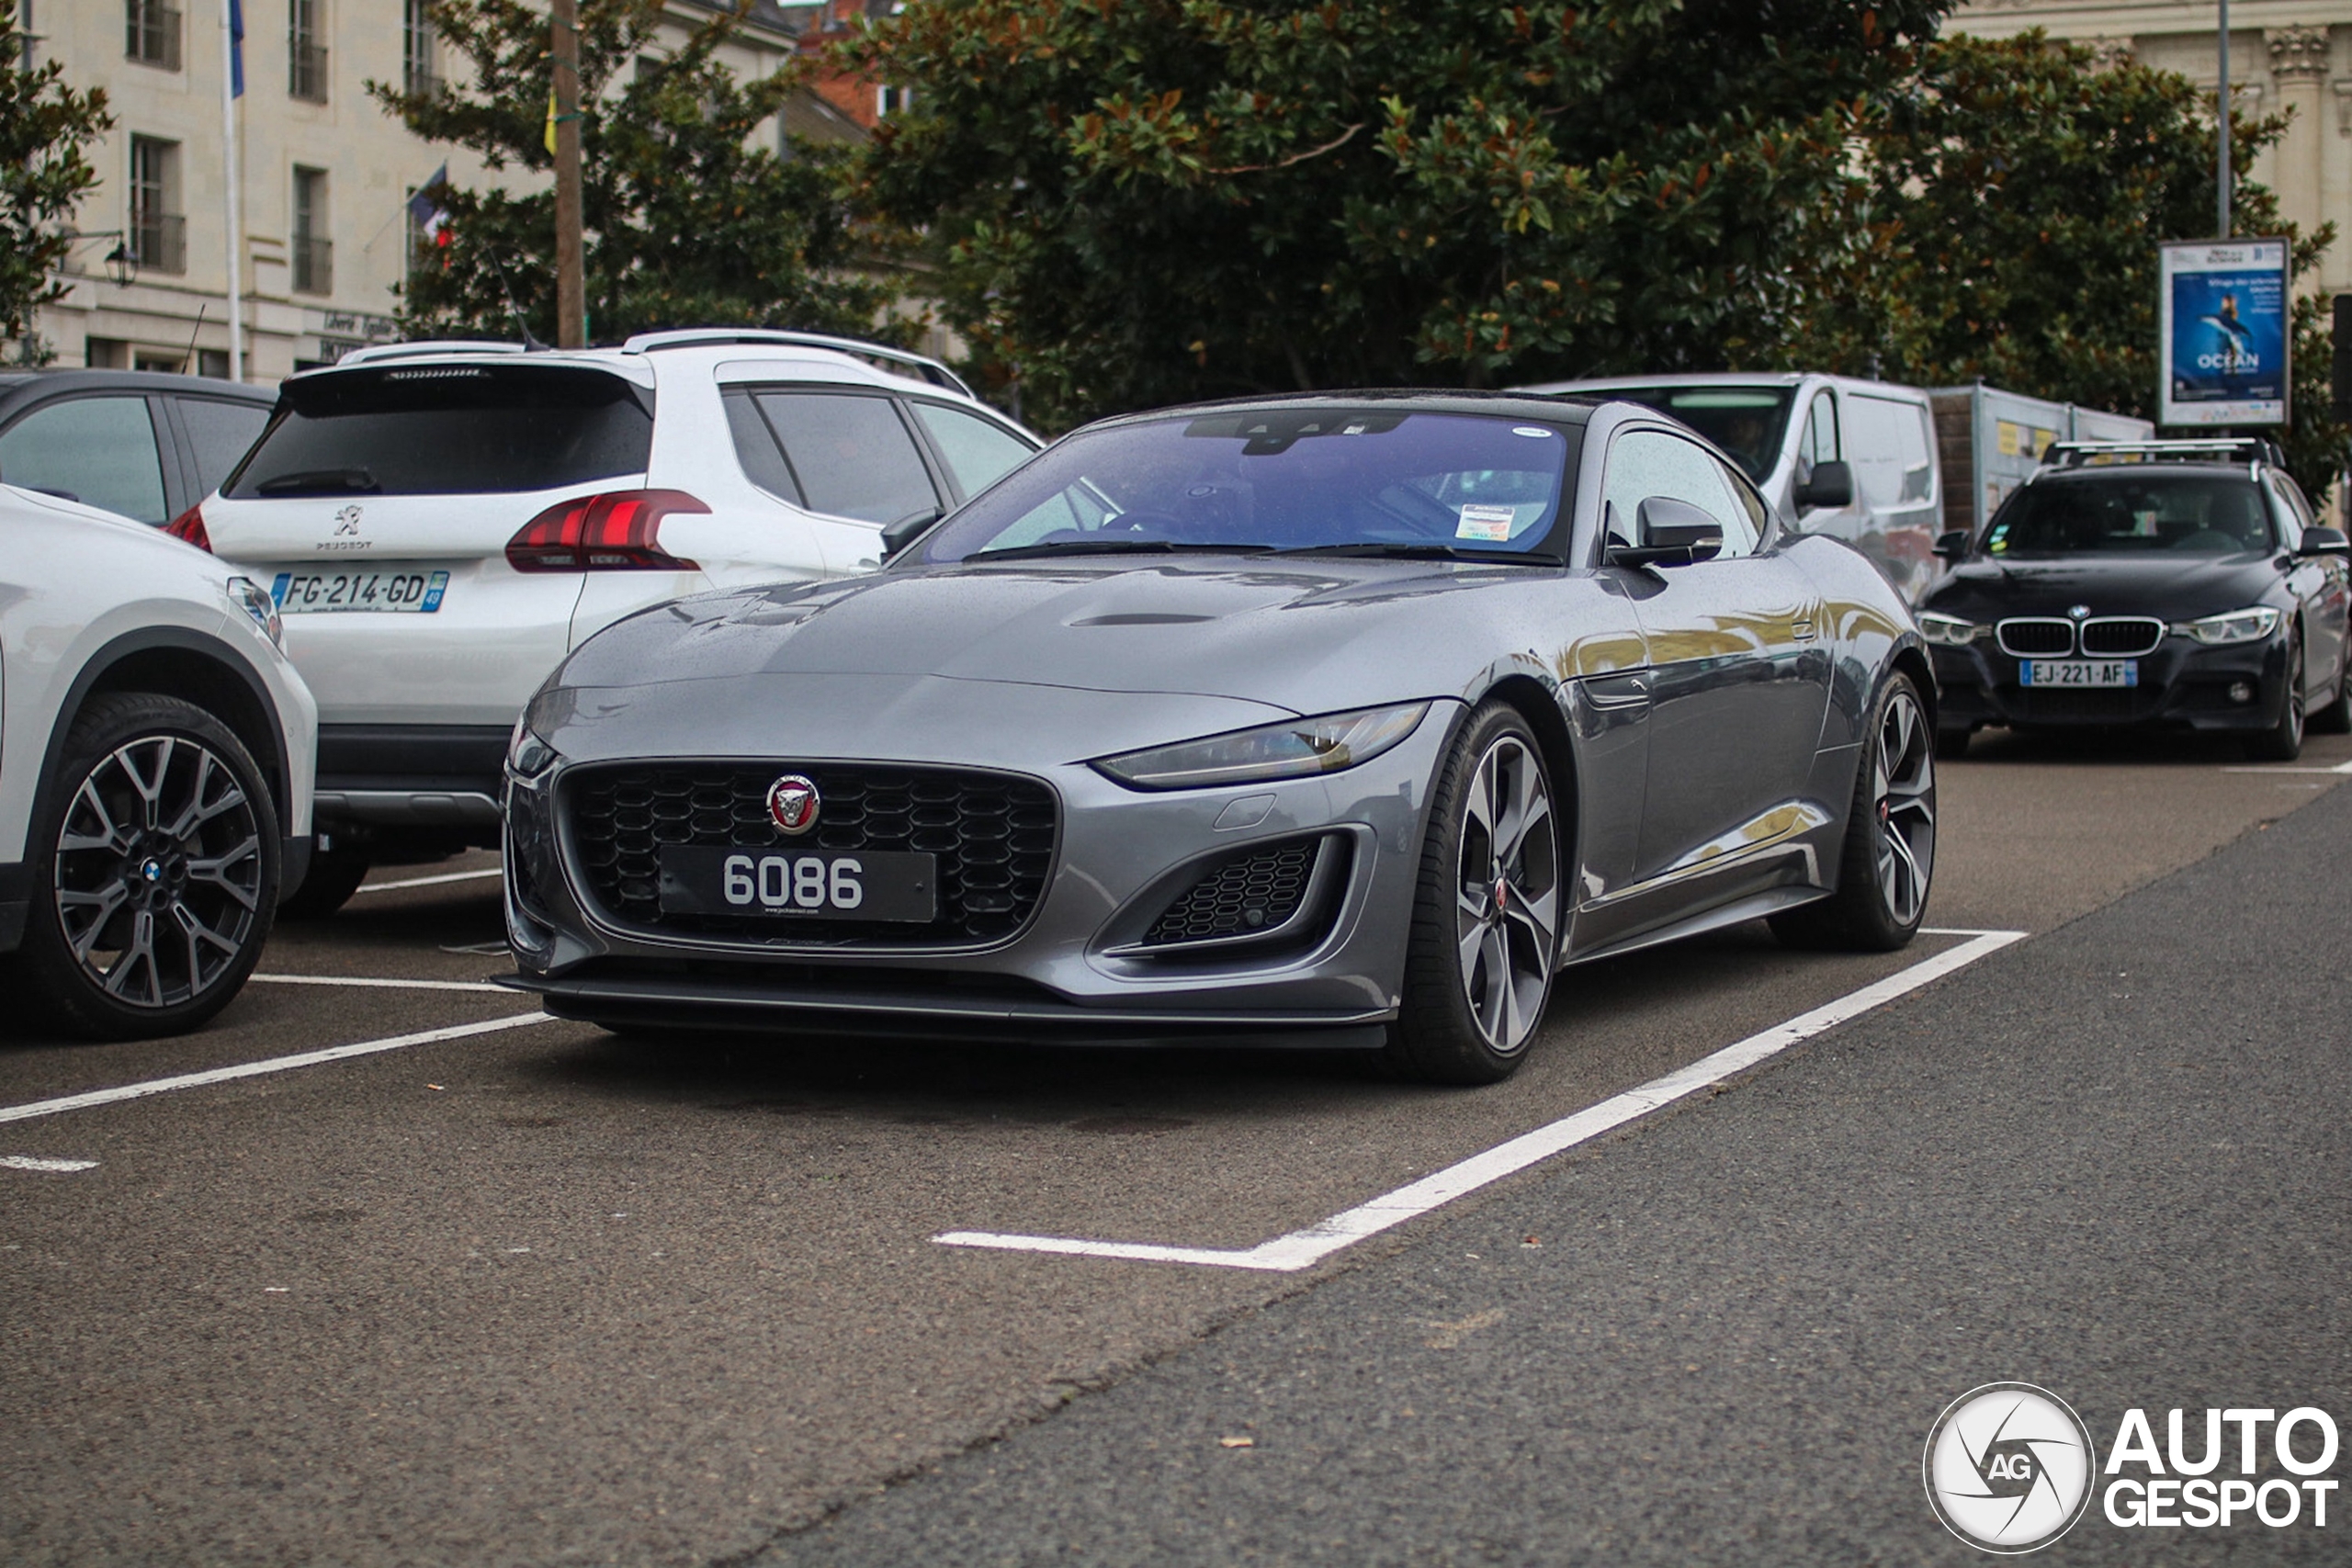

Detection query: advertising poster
xmin=2159 ymin=238 xmax=2290 ymax=426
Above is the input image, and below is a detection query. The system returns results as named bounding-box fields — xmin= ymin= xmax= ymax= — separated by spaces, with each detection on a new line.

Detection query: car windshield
xmin=1580 ymin=386 xmax=1792 ymax=480
xmin=917 ymin=409 xmax=1573 ymax=562
xmin=223 ymin=364 xmax=653 ymax=498
xmin=1984 ymin=474 xmax=2275 ymax=555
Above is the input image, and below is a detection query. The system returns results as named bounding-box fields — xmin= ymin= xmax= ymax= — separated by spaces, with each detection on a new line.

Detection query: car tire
xmin=1933 ymin=727 xmax=1972 ymax=761
xmin=2306 ymin=648 xmax=2352 ymax=735
xmin=278 ymin=846 xmax=371 ymax=919
xmin=1770 ymin=671 xmax=1935 ymax=953
xmin=2245 ymin=631 xmax=2307 ymax=761
xmin=9 ymin=693 xmax=280 ymax=1040
xmin=1386 ymin=702 xmax=1563 ymax=1086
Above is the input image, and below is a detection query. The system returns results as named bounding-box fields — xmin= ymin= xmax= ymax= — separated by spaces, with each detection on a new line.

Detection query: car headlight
xmin=1092 ymin=702 xmax=1431 ymax=791
xmin=2172 ymin=606 xmax=2282 ymax=646
xmin=507 ymin=707 xmax=560 ymax=781
xmin=225 ymin=576 xmax=283 ymax=649
xmin=1917 ymin=612 xmax=1984 ymax=648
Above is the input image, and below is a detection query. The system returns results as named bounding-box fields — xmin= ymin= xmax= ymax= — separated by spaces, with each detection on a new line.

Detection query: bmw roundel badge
xmin=766 ymin=773 xmax=820 ymax=835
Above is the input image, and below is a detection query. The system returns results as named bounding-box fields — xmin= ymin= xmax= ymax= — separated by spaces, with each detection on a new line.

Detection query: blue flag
xmin=230 ymin=0 xmax=244 ymax=98
xmin=406 ymin=164 xmax=449 ymax=227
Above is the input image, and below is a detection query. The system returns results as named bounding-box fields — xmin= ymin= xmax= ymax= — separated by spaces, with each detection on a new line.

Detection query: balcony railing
xmin=403 ymin=65 xmax=442 ymax=97
xmin=131 ymin=212 xmax=187 ymax=275
xmin=292 ymin=235 xmax=334 ymax=295
xmin=289 ymin=39 xmax=328 ymax=102
xmin=127 ymin=3 xmax=182 ymax=71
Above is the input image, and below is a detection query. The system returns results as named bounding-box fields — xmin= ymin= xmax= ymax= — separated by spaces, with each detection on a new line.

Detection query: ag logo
xmin=1925 ymin=1382 xmax=2096 ymax=1553
xmin=765 ymin=773 xmax=820 ymax=835
xmin=334 ymin=505 xmax=363 ymax=536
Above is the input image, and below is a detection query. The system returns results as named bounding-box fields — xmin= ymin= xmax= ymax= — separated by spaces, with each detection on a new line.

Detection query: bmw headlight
xmin=1917 ymin=612 xmax=1984 ymax=648
xmin=225 ymin=576 xmax=283 ymax=649
xmin=2172 ymin=606 xmax=2281 ymax=646
xmin=1093 ymin=702 xmax=1431 ymax=790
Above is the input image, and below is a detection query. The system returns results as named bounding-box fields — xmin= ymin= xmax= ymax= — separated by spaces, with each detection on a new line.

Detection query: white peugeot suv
xmin=1 ymin=484 xmax=316 ymax=1037
xmin=172 ymin=330 xmax=1040 ymax=913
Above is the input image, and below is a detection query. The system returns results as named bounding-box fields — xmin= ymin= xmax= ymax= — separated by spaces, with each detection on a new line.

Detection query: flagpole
xmin=219 ymin=0 xmax=243 ymax=378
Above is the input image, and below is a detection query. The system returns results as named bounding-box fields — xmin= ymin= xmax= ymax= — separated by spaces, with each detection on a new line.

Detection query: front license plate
xmin=657 ymin=845 xmax=938 ymax=923
xmin=2020 ymin=659 xmax=2138 ymax=688
xmin=271 ymin=569 xmax=450 ymax=614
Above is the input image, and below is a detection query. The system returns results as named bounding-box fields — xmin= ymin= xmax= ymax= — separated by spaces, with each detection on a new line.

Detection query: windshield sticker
xmin=1457 ymin=503 xmax=1519 ymax=542
xmin=1511 ymin=426 xmax=1555 ymax=438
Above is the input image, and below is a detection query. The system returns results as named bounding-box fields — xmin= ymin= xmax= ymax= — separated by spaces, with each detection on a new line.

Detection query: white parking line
xmin=0 ymin=1012 xmax=555 ymax=1126
xmin=353 ymin=867 xmax=505 ymax=893
xmin=248 ymin=974 xmax=510 ymax=993
xmin=2221 ymin=758 xmax=2352 ymax=774
xmin=935 ymin=928 xmax=2029 ymax=1272
xmin=2 ymin=1155 xmax=99 ymax=1173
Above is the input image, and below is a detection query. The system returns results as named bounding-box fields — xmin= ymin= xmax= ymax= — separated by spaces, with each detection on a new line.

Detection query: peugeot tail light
xmin=505 ymin=490 xmax=707 ymax=572
xmin=164 ymin=502 xmax=212 ymax=552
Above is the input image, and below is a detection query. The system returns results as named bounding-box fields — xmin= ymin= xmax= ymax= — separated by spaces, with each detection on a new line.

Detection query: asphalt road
xmin=3 ymin=729 xmax=2346 ymax=1565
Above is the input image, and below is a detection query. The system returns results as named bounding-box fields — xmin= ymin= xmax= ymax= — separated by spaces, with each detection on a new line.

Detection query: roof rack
xmin=330 ymin=340 xmax=531 ymax=367
xmin=618 ymin=328 xmax=973 ymax=398
xmin=2041 ymin=436 xmax=2284 ymax=469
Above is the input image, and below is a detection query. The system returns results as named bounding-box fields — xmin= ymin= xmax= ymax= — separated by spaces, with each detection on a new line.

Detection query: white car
xmin=171 ymin=330 xmax=1041 ymax=913
xmin=0 ymin=484 xmax=317 ymax=1037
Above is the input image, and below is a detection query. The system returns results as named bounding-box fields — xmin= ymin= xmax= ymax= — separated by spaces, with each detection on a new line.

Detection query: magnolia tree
xmin=1 ymin=32 xmax=112 ymax=365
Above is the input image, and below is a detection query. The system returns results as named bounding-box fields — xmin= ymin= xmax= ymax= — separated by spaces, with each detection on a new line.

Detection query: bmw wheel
xmin=1771 ymin=672 xmax=1934 ymax=953
xmin=2245 ymin=629 xmax=2306 ymax=761
xmin=2305 ymin=643 xmax=2350 ymax=736
xmin=1390 ymin=702 xmax=1562 ymax=1085
xmin=13 ymin=694 xmax=280 ymax=1039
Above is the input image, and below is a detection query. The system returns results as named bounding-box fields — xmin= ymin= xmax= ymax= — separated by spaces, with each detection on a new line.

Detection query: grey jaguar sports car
xmin=501 ymin=392 xmax=1938 ymax=1082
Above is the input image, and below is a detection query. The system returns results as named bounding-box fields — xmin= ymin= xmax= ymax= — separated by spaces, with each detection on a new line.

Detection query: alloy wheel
xmin=1453 ymin=734 xmax=1559 ymax=1055
xmin=52 ymin=735 xmax=266 ymax=1009
xmin=1872 ymin=687 xmax=1937 ymax=926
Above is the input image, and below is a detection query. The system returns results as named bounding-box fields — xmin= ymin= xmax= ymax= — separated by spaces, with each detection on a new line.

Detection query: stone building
xmin=1953 ymin=3 xmax=2352 ymax=293
xmin=18 ymin=1 xmax=880 ymax=381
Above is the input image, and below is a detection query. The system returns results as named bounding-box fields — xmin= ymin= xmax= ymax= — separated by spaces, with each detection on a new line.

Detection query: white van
xmin=1517 ymin=372 xmax=1944 ymax=602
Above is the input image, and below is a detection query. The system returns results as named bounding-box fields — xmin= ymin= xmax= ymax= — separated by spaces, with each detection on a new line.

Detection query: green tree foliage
xmin=0 ymin=31 xmax=113 ymax=364
xmin=1775 ymin=31 xmax=2344 ymax=493
xmin=846 ymin=0 xmax=1948 ymax=428
xmin=371 ymin=0 xmax=897 ymax=344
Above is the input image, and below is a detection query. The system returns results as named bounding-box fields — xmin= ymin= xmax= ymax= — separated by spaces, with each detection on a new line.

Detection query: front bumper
xmin=502 ymin=698 xmax=1462 ymax=1042
xmin=1931 ymin=635 xmax=2292 ymax=734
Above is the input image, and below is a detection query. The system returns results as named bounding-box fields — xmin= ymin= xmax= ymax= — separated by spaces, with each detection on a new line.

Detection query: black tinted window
xmin=225 ymin=365 xmax=652 ymax=497
xmin=752 ymin=390 xmax=938 ymax=524
xmin=178 ymin=397 xmax=271 ymax=495
xmin=1985 ymin=475 xmax=2274 ymax=555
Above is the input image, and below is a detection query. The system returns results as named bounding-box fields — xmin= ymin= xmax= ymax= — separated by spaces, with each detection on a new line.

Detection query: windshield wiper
xmin=969 ymin=540 xmax=1278 ymax=563
xmin=253 ymin=467 xmax=379 ymax=496
xmin=1278 ymin=542 xmax=1539 ymax=562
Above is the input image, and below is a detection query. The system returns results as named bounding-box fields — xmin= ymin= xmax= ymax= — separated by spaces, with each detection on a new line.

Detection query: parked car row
xmin=7 ymin=337 xmax=2343 ymax=1068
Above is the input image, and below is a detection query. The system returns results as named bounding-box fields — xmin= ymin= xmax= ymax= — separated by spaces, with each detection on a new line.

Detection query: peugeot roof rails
xmin=619 ymin=328 xmax=972 ymax=397
xmin=2042 ymin=436 xmax=2285 ymax=469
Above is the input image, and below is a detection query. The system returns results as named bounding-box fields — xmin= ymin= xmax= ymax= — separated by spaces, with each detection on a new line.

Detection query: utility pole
xmin=2218 ymin=0 xmax=2233 ymax=239
xmin=219 ymin=0 xmax=243 ymax=378
xmin=551 ymin=0 xmax=585 ymax=346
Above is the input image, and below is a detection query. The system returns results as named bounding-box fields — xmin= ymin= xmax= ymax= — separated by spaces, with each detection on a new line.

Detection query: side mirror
xmin=2297 ymin=525 xmax=2351 ymax=558
xmin=1608 ymin=496 xmax=1724 ymax=569
xmin=1793 ymin=459 xmax=1855 ymax=512
xmin=1933 ymin=529 xmax=1972 ymax=560
xmin=879 ymin=504 xmax=943 ymax=561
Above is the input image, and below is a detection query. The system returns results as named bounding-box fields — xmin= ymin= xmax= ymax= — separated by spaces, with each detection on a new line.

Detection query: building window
xmin=292 ymin=165 xmax=332 ymax=294
xmin=876 ymin=84 xmax=913 ymax=118
xmin=288 ymin=0 xmax=327 ymax=103
xmin=129 ymin=135 xmax=186 ymax=275
xmin=85 ymin=335 xmax=130 ymax=369
xmin=401 ymin=0 xmax=437 ymax=95
xmin=125 ymin=1 xmax=180 ymax=71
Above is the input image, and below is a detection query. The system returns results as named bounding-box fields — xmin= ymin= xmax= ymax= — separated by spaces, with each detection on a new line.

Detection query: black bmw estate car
xmin=1920 ymin=439 xmax=2351 ymax=761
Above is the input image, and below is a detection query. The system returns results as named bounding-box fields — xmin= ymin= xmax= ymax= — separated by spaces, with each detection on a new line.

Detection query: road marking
xmin=0 ymin=1012 xmax=555 ymax=1126
xmin=2221 ymin=758 xmax=2352 ymax=774
xmin=936 ymin=929 xmax=2028 ymax=1272
xmin=248 ymin=974 xmax=509 ymax=994
xmin=353 ymin=867 xmax=504 ymax=893
xmin=2 ymin=1155 xmax=98 ymax=1173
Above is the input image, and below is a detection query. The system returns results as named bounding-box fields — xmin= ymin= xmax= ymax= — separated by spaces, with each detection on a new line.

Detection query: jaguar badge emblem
xmin=766 ymin=773 xmax=820 ymax=835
